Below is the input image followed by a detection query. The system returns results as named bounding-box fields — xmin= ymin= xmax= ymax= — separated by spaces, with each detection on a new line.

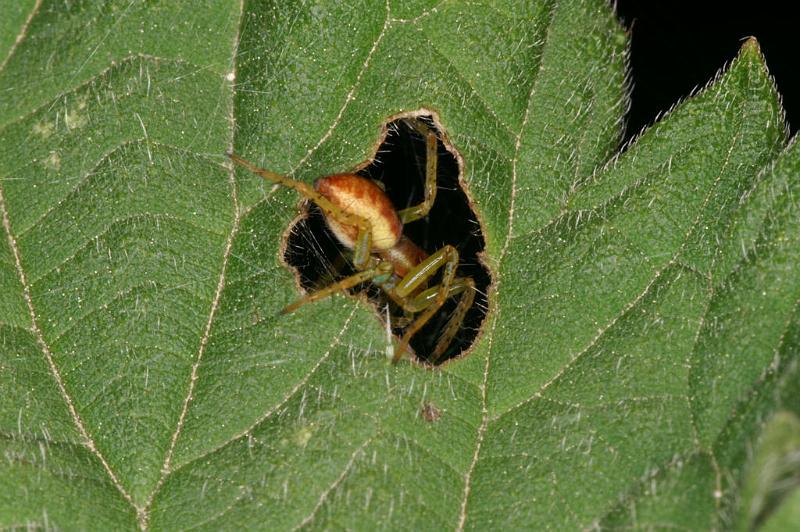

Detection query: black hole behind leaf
xmin=284 ymin=115 xmax=491 ymax=365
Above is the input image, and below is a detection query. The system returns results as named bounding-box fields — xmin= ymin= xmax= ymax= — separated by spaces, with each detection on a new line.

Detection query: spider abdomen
xmin=314 ymin=173 xmax=402 ymax=251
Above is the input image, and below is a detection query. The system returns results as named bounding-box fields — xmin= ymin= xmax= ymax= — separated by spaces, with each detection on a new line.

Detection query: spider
xmin=228 ymin=119 xmax=475 ymax=364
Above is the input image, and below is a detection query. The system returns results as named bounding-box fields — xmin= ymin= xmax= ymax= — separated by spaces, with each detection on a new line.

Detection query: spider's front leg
xmin=397 ymin=122 xmax=438 ymax=224
xmin=279 ymin=202 xmax=390 ymax=314
xmin=281 ymin=257 xmax=392 ymax=314
xmin=227 ymin=153 xmax=391 ymax=314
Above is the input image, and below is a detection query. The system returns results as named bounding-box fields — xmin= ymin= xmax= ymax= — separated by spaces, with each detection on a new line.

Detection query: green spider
xmin=228 ymin=120 xmax=475 ymax=363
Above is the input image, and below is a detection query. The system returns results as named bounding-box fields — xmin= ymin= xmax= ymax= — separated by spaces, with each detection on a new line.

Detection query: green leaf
xmin=0 ymin=1 xmax=797 ymax=530
xmin=737 ymin=412 xmax=800 ymax=531
xmin=759 ymin=489 xmax=800 ymax=532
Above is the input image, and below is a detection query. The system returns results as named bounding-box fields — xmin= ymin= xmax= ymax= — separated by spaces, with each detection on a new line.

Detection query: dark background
xmin=615 ymin=1 xmax=798 ymax=143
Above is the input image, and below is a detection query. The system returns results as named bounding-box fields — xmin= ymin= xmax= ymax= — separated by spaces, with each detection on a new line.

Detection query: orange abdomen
xmin=314 ymin=174 xmax=403 ymax=251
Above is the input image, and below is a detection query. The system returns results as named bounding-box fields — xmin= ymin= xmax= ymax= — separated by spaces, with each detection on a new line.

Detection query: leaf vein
xmin=289 ymin=1 xmax=391 ymax=175
xmin=170 ymin=304 xmax=359 ymax=474
xmin=0 ymin=174 xmax=140 ymax=518
xmin=16 ymin=138 xmax=227 ymax=243
xmin=141 ymin=3 xmax=246 ymax=526
xmin=455 ymin=2 xmax=558 ymax=528
xmin=292 ymin=435 xmax=376 ymax=530
xmin=0 ymin=0 xmax=42 ymax=76
xmin=0 ymin=54 xmax=200 ymax=133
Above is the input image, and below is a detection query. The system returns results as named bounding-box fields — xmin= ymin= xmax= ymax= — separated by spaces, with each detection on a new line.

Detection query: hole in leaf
xmin=284 ymin=114 xmax=491 ymax=365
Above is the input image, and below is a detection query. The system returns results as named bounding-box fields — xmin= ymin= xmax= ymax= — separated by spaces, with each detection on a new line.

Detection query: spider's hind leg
xmin=429 ymin=278 xmax=475 ymax=363
xmin=391 ymin=244 xmax=461 ymax=363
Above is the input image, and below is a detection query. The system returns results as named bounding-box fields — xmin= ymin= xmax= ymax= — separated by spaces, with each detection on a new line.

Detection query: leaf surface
xmin=1 ymin=1 xmax=798 ymax=530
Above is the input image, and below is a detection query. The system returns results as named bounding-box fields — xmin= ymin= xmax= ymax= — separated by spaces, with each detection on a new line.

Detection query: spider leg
xmin=396 ymin=124 xmax=438 ymax=224
xmin=389 ymin=276 xmax=475 ymax=363
xmin=227 ymin=153 xmax=373 ymax=255
xmin=385 ymin=276 xmax=472 ymax=330
xmin=391 ymin=245 xmax=459 ymax=363
xmin=281 ymin=261 xmax=392 ymax=315
xmin=429 ymin=278 xmax=475 ymax=363
xmin=351 ymin=225 xmax=373 ymax=269
xmin=401 ymin=277 xmax=473 ymax=313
